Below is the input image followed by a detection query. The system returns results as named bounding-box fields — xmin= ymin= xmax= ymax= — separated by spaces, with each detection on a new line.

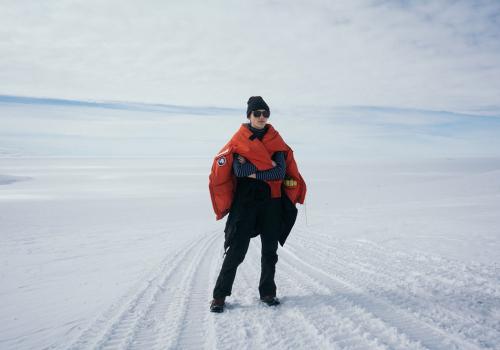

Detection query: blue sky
xmin=1 ymin=0 xmax=499 ymax=112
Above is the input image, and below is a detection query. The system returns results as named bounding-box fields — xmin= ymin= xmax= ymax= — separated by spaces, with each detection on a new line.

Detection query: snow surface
xmin=1 ymin=100 xmax=500 ymax=349
xmin=0 ymin=174 xmax=31 ymax=186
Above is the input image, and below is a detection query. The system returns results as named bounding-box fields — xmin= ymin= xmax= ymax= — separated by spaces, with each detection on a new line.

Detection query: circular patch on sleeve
xmin=217 ymin=156 xmax=226 ymax=166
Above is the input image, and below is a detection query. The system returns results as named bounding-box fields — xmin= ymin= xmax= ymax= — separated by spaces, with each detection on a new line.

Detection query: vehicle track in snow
xmin=236 ymin=243 xmax=333 ymax=350
xmin=271 ymin=240 xmax=429 ymax=349
xmin=289 ymin=228 xmax=500 ymax=348
xmin=212 ymin=239 xmax=422 ymax=350
xmin=276 ymin=247 xmax=425 ymax=350
xmin=211 ymin=239 xmax=321 ymax=350
xmin=294 ymin=227 xmax=500 ymax=294
xmin=64 ymin=224 xmax=497 ymax=350
xmin=67 ymin=230 xmax=220 ymax=350
xmin=247 ymin=241 xmax=410 ymax=350
xmin=167 ymin=229 xmax=220 ymax=349
xmin=213 ymin=256 xmax=270 ymax=350
xmin=279 ymin=229 xmax=486 ymax=350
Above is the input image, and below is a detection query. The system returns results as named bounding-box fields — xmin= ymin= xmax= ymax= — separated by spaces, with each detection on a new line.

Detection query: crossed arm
xmin=232 ymin=151 xmax=286 ymax=180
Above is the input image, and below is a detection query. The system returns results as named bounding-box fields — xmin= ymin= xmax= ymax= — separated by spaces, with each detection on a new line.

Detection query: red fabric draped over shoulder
xmin=209 ymin=123 xmax=306 ymax=220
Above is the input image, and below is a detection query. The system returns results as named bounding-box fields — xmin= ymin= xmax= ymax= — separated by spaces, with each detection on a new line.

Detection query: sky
xmin=1 ymin=0 xmax=500 ymax=112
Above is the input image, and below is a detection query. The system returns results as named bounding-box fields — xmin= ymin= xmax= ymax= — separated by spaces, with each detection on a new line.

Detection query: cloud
xmin=0 ymin=0 xmax=499 ymax=112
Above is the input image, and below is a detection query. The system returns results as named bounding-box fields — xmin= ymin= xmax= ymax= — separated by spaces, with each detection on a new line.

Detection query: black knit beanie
xmin=246 ymin=96 xmax=270 ymax=118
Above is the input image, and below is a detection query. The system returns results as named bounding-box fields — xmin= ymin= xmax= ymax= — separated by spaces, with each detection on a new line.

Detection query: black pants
xmin=213 ymin=195 xmax=282 ymax=299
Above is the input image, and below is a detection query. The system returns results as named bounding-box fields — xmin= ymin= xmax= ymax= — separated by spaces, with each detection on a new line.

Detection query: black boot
xmin=260 ymin=295 xmax=280 ymax=306
xmin=210 ymin=298 xmax=226 ymax=313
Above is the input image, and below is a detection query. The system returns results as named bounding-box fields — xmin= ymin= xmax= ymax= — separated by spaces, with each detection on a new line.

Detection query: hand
xmin=238 ymin=155 xmax=247 ymax=164
xmin=248 ymin=173 xmax=256 ymax=178
xmin=271 ymin=160 xmax=277 ymax=167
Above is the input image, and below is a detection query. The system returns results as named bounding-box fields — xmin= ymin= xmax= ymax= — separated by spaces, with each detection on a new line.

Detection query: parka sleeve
xmin=233 ymin=153 xmax=258 ymax=177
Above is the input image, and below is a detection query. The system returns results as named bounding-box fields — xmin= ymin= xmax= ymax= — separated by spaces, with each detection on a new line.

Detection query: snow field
xmin=60 ymin=219 xmax=500 ymax=350
xmin=1 ymin=155 xmax=499 ymax=349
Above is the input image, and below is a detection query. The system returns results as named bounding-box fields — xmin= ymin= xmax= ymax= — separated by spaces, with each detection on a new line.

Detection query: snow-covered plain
xmin=1 ymin=98 xmax=500 ymax=349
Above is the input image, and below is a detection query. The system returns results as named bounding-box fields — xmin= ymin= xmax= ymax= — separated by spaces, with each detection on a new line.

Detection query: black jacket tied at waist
xmin=223 ymin=177 xmax=298 ymax=250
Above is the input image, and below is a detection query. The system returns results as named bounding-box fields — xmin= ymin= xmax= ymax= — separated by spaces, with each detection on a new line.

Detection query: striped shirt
xmin=233 ymin=151 xmax=286 ymax=181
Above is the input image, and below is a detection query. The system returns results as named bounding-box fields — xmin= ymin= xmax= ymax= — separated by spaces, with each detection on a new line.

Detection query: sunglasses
xmin=252 ymin=110 xmax=270 ymax=118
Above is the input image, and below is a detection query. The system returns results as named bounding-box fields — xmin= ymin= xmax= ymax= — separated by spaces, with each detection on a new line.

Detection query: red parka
xmin=209 ymin=123 xmax=306 ymax=220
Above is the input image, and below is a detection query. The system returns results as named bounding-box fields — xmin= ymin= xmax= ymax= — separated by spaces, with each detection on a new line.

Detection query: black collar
xmin=247 ymin=123 xmax=268 ymax=141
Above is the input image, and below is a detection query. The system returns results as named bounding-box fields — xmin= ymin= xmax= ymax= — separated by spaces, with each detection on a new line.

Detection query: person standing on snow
xmin=208 ymin=96 xmax=306 ymax=313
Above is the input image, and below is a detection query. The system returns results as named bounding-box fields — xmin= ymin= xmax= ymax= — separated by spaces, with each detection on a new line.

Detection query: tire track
xmin=67 ymin=230 xmax=218 ymax=350
xmin=210 ymin=239 xmax=322 ymax=350
xmin=294 ymin=227 xmax=498 ymax=290
xmin=279 ymin=241 xmax=483 ymax=350
xmin=275 ymin=245 xmax=424 ymax=349
xmin=289 ymin=230 xmax=500 ymax=347
xmin=206 ymin=239 xmax=225 ymax=350
xmin=170 ymin=231 xmax=221 ymax=349
xmin=213 ymin=239 xmax=390 ymax=350
xmin=217 ymin=248 xmax=269 ymax=350
xmin=243 ymin=241 xmax=333 ymax=350
xmin=125 ymin=230 xmax=219 ymax=350
xmin=294 ymin=227 xmax=499 ymax=291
